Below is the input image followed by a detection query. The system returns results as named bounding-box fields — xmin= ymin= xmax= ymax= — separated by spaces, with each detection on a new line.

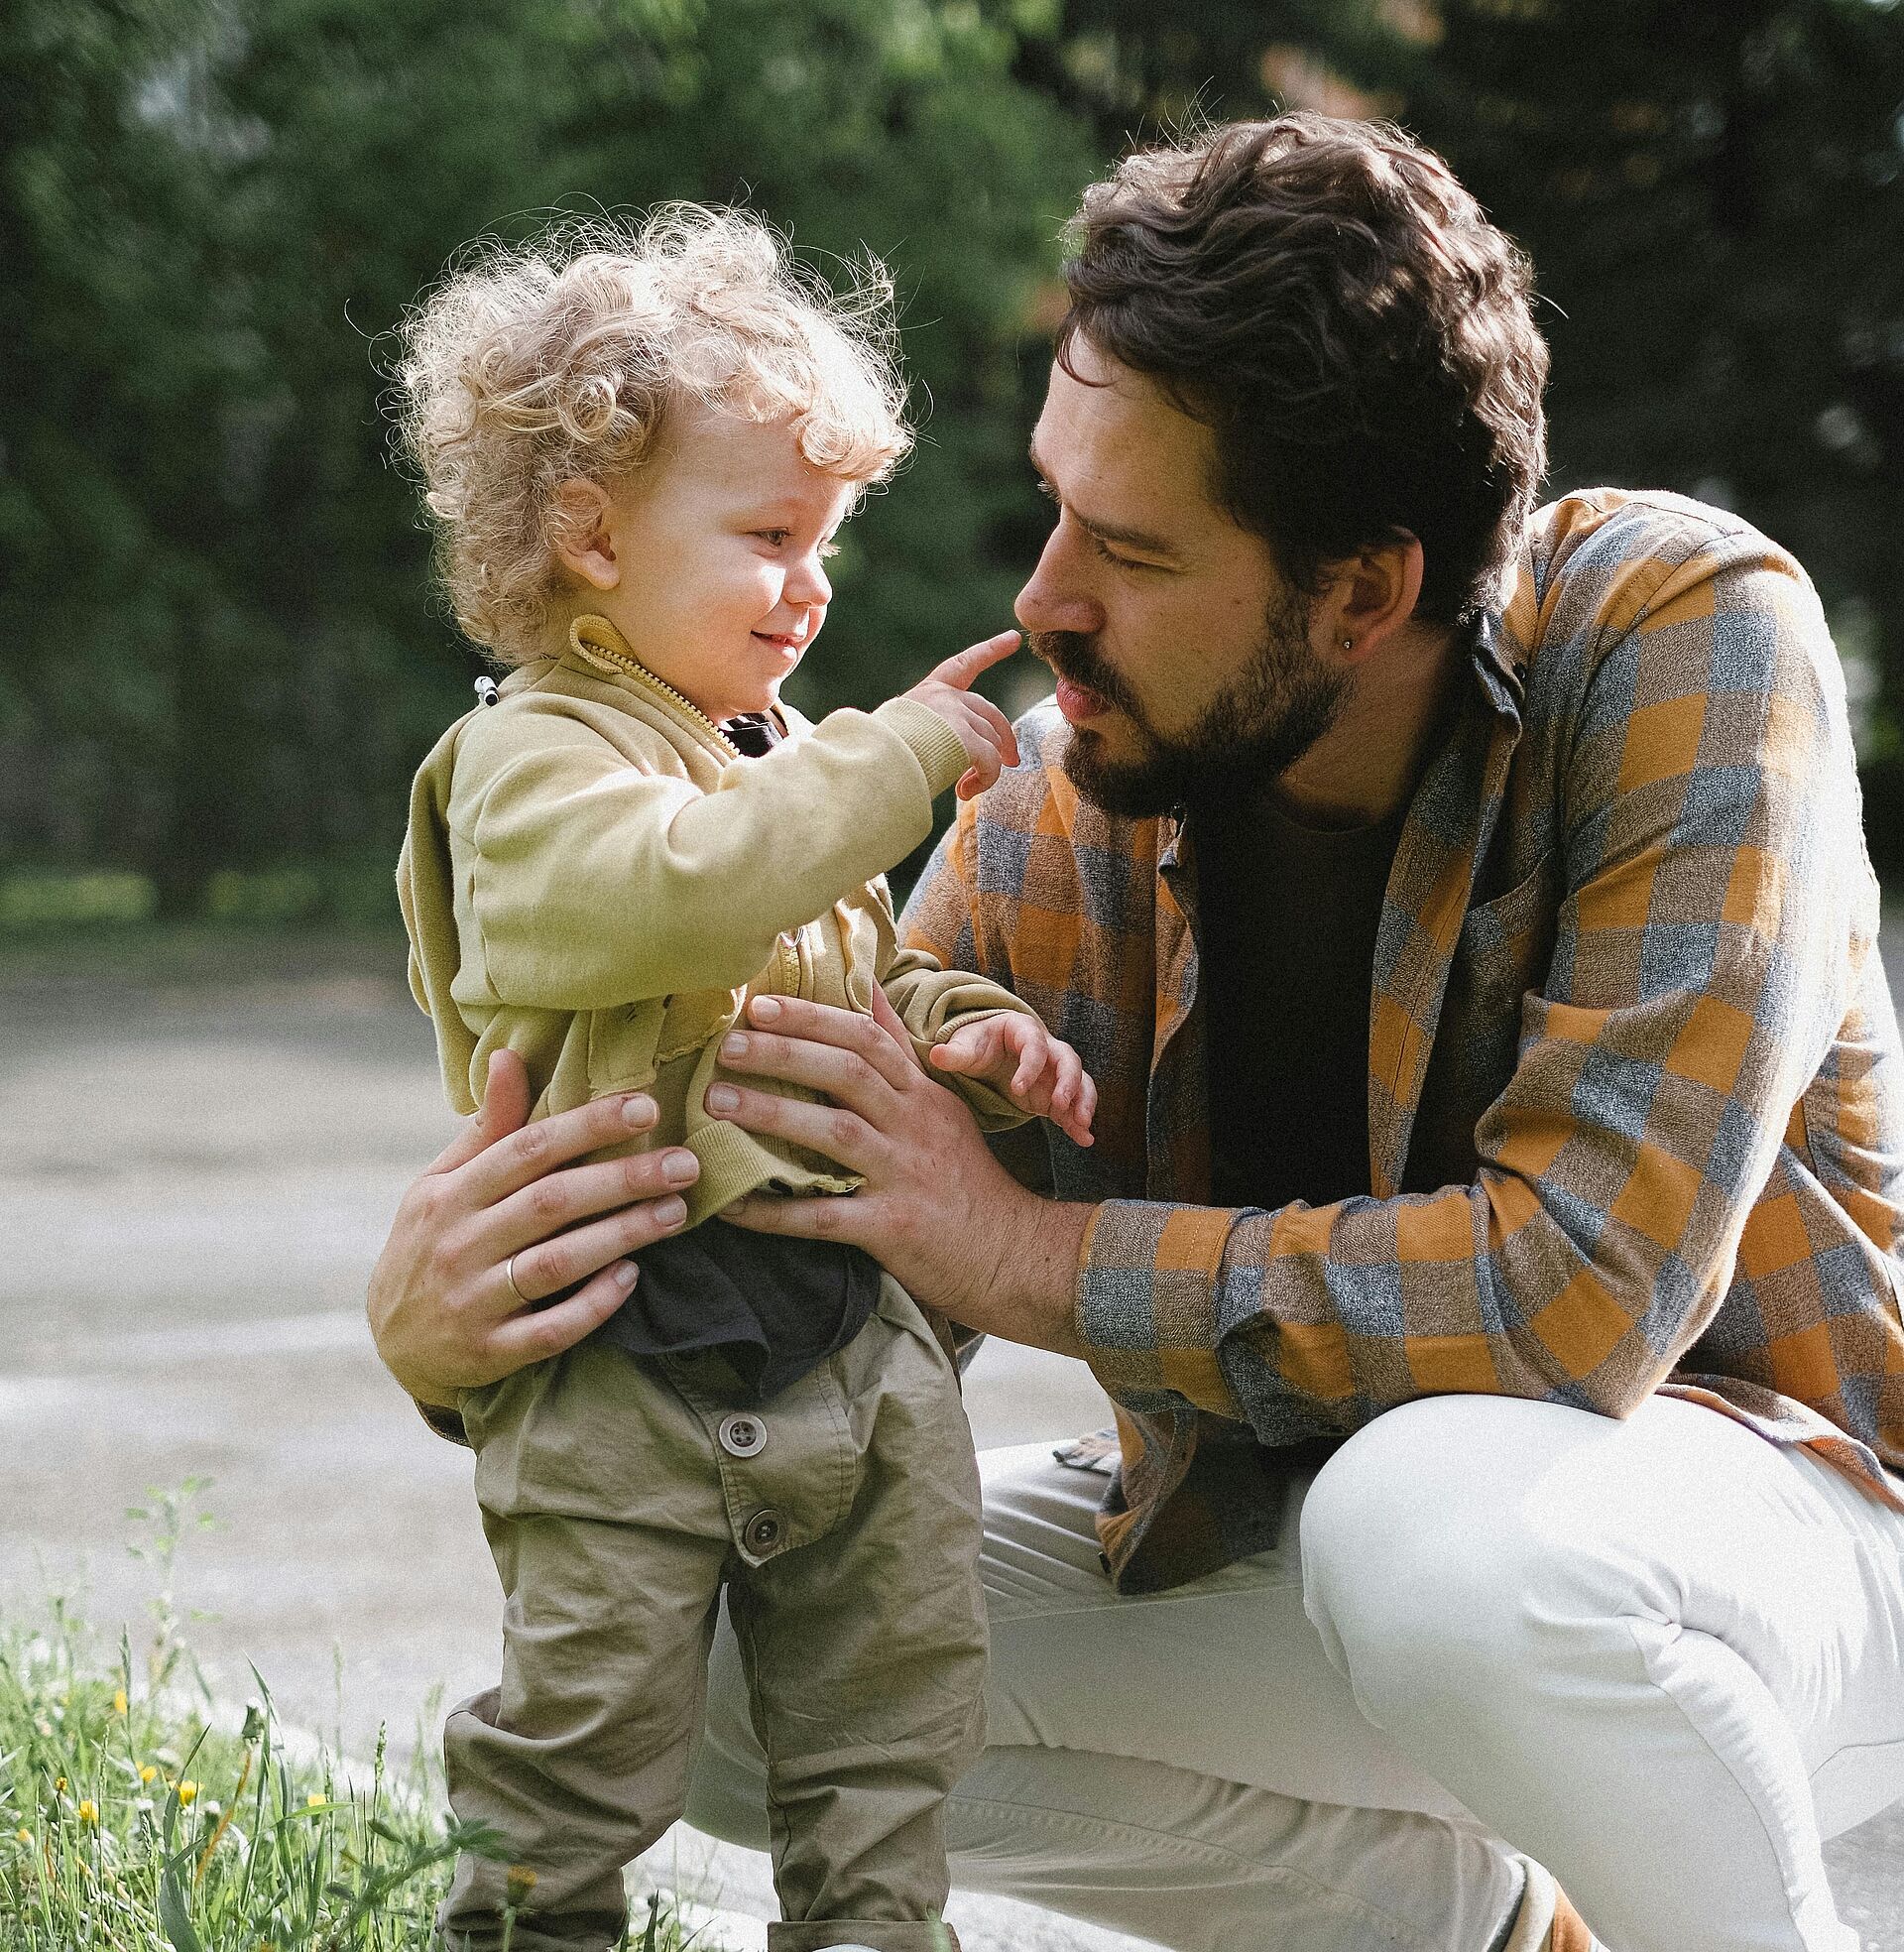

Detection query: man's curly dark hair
xmin=1057 ymin=114 xmax=1550 ymax=629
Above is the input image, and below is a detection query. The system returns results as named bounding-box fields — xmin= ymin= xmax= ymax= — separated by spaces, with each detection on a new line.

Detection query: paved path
xmin=0 ymin=932 xmax=1897 ymax=1948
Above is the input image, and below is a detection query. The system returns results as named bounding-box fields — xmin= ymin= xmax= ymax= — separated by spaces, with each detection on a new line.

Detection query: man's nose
xmin=1014 ymin=527 xmax=1100 ymax=637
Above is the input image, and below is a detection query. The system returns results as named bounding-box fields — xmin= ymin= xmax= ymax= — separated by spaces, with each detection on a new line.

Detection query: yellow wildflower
xmin=77 ymin=1801 xmax=97 ymax=1825
xmin=139 ymin=1766 xmax=157 ymax=1785
xmin=176 ymin=1780 xmax=198 ymax=1806
xmin=505 ymin=1864 xmax=538 ymax=1903
xmin=113 ymin=1689 xmax=128 ymax=1716
xmin=54 ymin=1777 xmax=65 ymax=1793
xmin=14 ymin=1828 xmax=30 ymax=1845
xmin=305 ymin=1792 xmax=325 ymax=1809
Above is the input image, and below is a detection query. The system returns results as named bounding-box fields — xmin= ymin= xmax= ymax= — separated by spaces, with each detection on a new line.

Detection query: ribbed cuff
xmin=875 ymin=696 xmax=974 ymax=799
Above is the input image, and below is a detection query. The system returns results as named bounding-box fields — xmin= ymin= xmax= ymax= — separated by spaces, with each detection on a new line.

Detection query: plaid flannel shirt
xmin=903 ymin=489 xmax=1904 ymax=1595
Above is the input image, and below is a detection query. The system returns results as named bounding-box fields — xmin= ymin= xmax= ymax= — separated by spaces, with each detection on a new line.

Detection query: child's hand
xmin=904 ymin=631 xmax=1022 ymax=800
xmin=928 ymin=1013 xmax=1096 ymax=1147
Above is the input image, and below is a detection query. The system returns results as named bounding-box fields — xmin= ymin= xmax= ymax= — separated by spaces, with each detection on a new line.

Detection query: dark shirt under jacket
xmin=1190 ymin=785 xmax=1404 ymax=1214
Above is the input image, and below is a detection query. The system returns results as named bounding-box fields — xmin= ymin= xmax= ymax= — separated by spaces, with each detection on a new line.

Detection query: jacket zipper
xmin=571 ymin=635 xmax=743 ymax=761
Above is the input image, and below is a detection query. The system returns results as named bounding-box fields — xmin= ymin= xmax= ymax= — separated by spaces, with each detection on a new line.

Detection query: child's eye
xmin=753 ymin=529 xmax=791 ymax=547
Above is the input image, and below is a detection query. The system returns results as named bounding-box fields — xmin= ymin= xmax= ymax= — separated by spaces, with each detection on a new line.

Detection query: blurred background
xmin=4 ymin=2 xmax=1902 ymax=1945
xmin=6 ymin=0 xmax=1904 ymax=924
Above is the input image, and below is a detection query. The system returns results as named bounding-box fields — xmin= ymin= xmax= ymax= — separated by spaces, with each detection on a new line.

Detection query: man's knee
xmin=1299 ymin=1396 xmax=1620 ymax=1724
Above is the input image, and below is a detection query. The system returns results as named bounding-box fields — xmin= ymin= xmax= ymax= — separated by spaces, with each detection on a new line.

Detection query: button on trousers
xmin=438 ymin=1276 xmax=986 ymax=1952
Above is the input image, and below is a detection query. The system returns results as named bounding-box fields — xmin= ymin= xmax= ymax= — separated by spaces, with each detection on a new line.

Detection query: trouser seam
xmin=1621 ymin=1615 xmax=1819 ymax=1929
xmin=947 ymin=1783 xmax=1443 ymax=1951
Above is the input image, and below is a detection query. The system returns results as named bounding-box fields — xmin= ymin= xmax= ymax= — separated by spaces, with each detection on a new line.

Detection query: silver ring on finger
xmin=504 ymin=1252 xmax=531 ymax=1305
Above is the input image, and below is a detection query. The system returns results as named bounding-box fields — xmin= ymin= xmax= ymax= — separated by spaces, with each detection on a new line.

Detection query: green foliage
xmin=0 ymin=1487 xmax=722 ymax=1950
xmin=9 ymin=0 xmax=1904 ymax=895
xmin=0 ymin=0 xmax=1094 ymax=915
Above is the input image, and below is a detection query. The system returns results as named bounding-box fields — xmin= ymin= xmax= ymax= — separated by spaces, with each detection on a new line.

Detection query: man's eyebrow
xmin=1026 ymin=436 xmax=1182 ymax=558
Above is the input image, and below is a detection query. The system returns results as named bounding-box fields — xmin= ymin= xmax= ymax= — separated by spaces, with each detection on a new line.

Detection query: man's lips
xmin=1054 ymin=675 xmax=1111 ymax=723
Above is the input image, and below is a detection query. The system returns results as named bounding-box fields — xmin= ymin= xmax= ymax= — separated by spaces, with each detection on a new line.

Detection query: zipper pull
xmin=474 ymin=676 xmax=501 ymax=708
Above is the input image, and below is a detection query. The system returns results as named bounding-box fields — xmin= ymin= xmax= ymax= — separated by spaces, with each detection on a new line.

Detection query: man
xmin=370 ymin=116 xmax=1904 ymax=1952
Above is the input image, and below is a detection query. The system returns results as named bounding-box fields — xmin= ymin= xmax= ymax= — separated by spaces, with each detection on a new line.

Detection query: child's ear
xmin=551 ymin=478 xmax=620 ymax=590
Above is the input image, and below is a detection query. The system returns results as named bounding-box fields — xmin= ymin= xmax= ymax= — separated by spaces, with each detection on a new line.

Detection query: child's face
xmin=570 ymin=401 xmax=858 ymax=724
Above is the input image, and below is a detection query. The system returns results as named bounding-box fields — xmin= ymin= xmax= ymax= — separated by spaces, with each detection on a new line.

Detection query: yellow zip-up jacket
xmin=398 ymin=614 xmax=1029 ymax=1227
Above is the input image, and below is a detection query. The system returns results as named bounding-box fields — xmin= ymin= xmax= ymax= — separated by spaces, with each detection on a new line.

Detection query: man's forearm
xmin=960 ymin=1189 xmax=1096 ymax=1359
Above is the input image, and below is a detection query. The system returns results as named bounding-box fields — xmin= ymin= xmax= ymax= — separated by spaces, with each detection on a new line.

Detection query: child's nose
xmin=784 ymin=550 xmax=832 ymax=610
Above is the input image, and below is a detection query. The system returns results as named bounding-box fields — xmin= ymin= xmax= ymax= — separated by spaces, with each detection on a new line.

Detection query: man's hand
xmin=929 ymin=1013 xmax=1097 ymax=1148
xmin=365 ymin=1050 xmax=701 ymax=1406
xmin=709 ymin=988 xmax=1094 ymax=1353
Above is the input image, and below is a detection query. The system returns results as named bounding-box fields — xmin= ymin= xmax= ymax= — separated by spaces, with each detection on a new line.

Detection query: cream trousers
xmin=686 ymin=1393 xmax=1904 ymax=1952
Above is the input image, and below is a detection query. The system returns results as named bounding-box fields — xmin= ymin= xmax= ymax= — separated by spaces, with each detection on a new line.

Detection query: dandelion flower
xmin=54 ymin=1777 xmax=65 ymax=1793
xmin=14 ymin=1828 xmax=30 ymax=1845
xmin=305 ymin=1792 xmax=325 ymax=1809
xmin=139 ymin=1766 xmax=156 ymax=1785
xmin=77 ymin=1801 xmax=97 ymax=1825
xmin=506 ymin=1864 xmax=539 ymax=1902
xmin=113 ymin=1689 xmax=128 ymax=1716
xmin=176 ymin=1781 xmax=198 ymax=1806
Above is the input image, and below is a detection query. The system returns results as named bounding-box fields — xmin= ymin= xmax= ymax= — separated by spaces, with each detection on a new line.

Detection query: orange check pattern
xmin=904 ymin=490 xmax=1904 ymax=1594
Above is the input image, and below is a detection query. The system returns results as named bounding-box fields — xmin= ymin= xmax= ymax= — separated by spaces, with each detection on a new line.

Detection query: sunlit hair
xmin=1058 ymin=114 xmax=1549 ymax=628
xmin=393 ymin=205 xmax=911 ymax=662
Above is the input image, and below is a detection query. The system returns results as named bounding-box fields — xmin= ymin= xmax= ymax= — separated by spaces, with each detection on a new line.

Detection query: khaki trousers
xmin=437 ymin=1276 xmax=986 ymax=1952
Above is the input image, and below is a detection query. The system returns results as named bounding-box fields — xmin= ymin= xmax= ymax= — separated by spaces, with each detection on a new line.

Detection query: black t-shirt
xmin=1190 ymin=787 xmax=1403 ymax=1212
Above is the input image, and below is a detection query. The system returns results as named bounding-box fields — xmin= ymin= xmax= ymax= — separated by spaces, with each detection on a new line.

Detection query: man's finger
xmin=426 ymin=1048 xmax=533 ymax=1177
xmin=457 ymin=1088 xmax=659 ymax=1207
xmin=502 ymin=1186 xmax=690 ymax=1300
xmin=485 ymin=1264 xmax=641 ymax=1370
xmin=721 ymin=1190 xmax=870 ymax=1245
xmin=746 ymin=993 xmax=919 ymax=1089
xmin=926 ymin=630 xmax=1021 ymax=690
xmin=705 ymin=1079 xmax=880 ymax=1173
xmin=477 ymin=1144 xmax=697 ymax=1269
xmin=868 ymin=984 xmax=929 ymax=1077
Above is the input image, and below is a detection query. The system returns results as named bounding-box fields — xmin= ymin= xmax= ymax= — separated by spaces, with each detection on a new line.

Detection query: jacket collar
xmin=559 ymin=614 xmax=742 ymax=760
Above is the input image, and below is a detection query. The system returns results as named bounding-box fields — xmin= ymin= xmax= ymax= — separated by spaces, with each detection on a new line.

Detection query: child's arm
xmin=452 ymin=636 xmax=1017 ymax=1012
xmin=874 ymin=883 xmax=1096 ymax=1147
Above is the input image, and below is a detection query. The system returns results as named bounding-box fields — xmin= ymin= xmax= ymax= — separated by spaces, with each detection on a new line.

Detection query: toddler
xmin=393 ymin=207 xmax=1094 ymax=1952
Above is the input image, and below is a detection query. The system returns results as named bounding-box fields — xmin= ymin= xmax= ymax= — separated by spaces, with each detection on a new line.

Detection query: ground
xmin=0 ymin=928 xmax=1897 ymax=1949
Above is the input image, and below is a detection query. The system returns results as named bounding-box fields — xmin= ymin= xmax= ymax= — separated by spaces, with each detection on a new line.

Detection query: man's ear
xmin=1315 ymin=533 xmax=1425 ymax=665
xmin=551 ymin=478 xmax=620 ymax=591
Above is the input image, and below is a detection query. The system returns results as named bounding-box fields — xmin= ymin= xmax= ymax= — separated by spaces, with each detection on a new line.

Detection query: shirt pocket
xmin=1450 ymin=851 xmax=1562 ymax=1081
xmin=1413 ymin=851 xmax=1561 ymax=1187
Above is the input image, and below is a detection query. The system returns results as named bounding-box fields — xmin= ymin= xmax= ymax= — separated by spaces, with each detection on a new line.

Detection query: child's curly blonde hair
xmin=394 ymin=205 xmax=911 ymax=663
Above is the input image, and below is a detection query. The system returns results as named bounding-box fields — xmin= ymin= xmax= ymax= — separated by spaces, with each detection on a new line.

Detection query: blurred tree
xmin=0 ymin=0 xmax=1094 ymax=915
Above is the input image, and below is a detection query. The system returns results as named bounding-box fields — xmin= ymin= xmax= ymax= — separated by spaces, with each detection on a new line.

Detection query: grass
xmin=0 ymin=1486 xmax=724 ymax=1951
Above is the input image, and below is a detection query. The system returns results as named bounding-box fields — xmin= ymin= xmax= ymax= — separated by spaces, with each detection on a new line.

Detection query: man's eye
xmin=1089 ymin=534 xmax=1154 ymax=572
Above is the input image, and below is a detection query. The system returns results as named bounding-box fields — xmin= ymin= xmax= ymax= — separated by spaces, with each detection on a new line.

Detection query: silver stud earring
xmin=1341 ymin=636 xmax=1355 ymax=653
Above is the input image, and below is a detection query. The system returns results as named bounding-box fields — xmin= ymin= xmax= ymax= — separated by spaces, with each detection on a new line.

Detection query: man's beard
xmin=1030 ymin=591 xmax=1351 ymax=818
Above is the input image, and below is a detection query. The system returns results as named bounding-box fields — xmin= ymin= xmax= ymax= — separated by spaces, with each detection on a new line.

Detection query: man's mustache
xmin=1026 ymin=629 xmax=1136 ymax=716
